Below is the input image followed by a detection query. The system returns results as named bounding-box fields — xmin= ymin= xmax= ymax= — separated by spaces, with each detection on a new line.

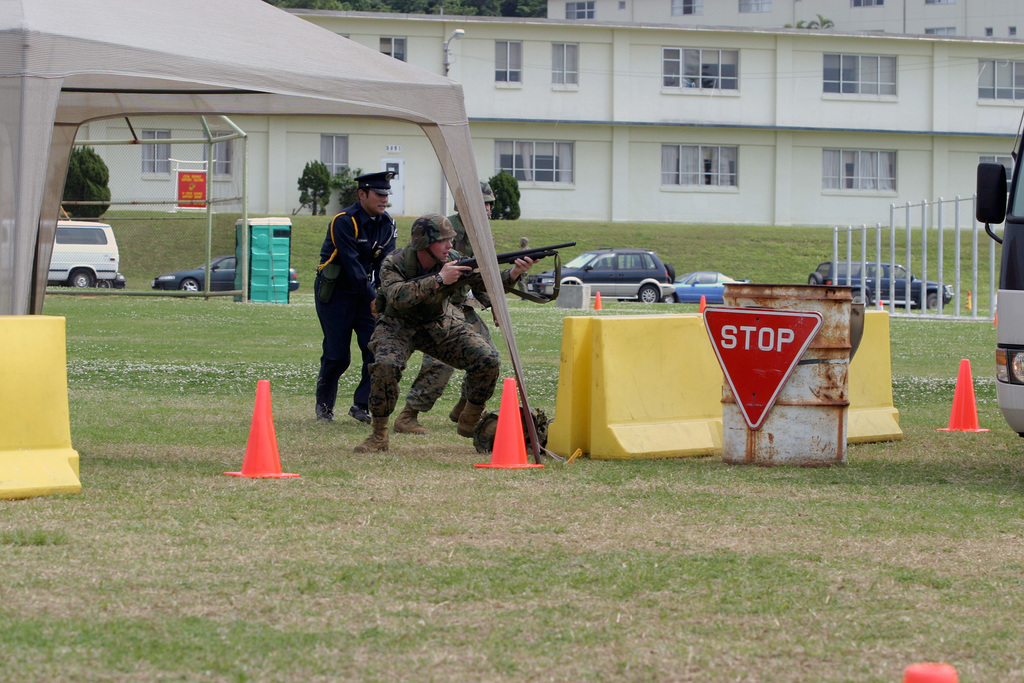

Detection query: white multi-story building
xmin=75 ymin=8 xmax=1024 ymax=226
xmin=551 ymin=0 xmax=1024 ymax=40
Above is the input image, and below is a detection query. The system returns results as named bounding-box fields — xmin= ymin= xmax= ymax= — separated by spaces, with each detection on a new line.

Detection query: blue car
xmin=151 ymin=255 xmax=299 ymax=292
xmin=671 ymin=271 xmax=748 ymax=304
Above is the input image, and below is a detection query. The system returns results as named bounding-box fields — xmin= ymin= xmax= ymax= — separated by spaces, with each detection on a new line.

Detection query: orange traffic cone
xmin=699 ymin=295 xmax=707 ymax=314
xmin=903 ymin=662 xmax=958 ymax=683
xmin=475 ymin=378 xmax=544 ymax=469
xmin=594 ymin=291 xmax=603 ymax=311
xmin=226 ymin=380 xmax=300 ymax=478
xmin=937 ymin=359 xmax=988 ymax=433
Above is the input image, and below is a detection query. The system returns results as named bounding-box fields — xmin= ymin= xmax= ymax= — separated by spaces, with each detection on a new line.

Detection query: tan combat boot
xmin=448 ymin=397 xmax=467 ymax=423
xmin=393 ymin=404 xmax=428 ymax=434
xmin=456 ymin=401 xmax=486 ymax=438
xmin=353 ymin=416 xmax=390 ymax=453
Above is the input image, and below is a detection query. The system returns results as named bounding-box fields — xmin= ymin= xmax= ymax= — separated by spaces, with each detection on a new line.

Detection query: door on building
xmin=382 ymin=158 xmax=404 ymax=215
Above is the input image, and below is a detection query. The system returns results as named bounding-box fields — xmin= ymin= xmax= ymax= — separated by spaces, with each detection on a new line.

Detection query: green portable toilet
xmin=235 ymin=218 xmax=292 ymax=303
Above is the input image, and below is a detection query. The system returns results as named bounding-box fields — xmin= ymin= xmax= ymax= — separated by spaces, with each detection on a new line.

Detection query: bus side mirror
xmin=977 ymin=162 xmax=1008 ymax=225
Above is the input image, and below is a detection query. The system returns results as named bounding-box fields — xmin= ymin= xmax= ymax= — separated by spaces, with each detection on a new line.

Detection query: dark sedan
xmin=671 ymin=271 xmax=748 ymax=304
xmin=151 ymin=255 xmax=299 ymax=292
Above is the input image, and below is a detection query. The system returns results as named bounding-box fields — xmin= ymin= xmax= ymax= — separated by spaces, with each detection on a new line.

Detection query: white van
xmin=49 ymin=220 xmax=124 ymax=288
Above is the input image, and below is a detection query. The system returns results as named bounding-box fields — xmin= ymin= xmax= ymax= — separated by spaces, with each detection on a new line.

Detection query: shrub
xmin=62 ymin=147 xmax=111 ymax=219
xmin=297 ymin=160 xmax=332 ymax=215
xmin=489 ymin=171 xmax=520 ymax=220
xmin=329 ymin=166 xmax=364 ymax=209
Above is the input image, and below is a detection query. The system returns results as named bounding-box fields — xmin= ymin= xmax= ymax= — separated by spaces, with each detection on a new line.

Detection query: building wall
xmin=74 ymin=11 xmax=1024 ymax=227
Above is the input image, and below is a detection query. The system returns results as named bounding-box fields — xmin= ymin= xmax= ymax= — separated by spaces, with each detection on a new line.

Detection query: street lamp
xmin=440 ymin=28 xmax=465 ymax=213
xmin=442 ymin=28 xmax=464 ymax=77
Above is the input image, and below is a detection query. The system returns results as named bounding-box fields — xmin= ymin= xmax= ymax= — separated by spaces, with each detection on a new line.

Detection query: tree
xmin=488 ymin=171 xmax=520 ymax=220
xmin=502 ymin=0 xmax=545 ymax=17
xmin=261 ymin=0 xmax=544 ymax=16
xmin=297 ymin=160 xmax=332 ymax=215
xmin=62 ymin=147 xmax=111 ymax=219
xmin=329 ymin=166 xmax=364 ymax=208
xmin=784 ymin=14 xmax=834 ymax=29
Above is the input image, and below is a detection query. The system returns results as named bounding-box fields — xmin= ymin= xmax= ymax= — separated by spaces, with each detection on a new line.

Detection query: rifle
xmin=451 ymin=241 xmax=576 ymax=275
xmin=393 ymin=241 xmax=576 ymax=306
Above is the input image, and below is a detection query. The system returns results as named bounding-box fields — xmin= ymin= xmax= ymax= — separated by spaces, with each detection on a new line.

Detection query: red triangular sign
xmin=704 ymin=307 xmax=823 ymax=430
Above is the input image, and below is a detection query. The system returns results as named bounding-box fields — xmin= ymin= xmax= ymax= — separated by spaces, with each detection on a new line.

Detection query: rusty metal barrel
xmin=720 ymin=284 xmax=853 ymax=466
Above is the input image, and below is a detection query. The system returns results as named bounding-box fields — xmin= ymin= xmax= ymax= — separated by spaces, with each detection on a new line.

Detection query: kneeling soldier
xmin=354 ymin=214 xmax=535 ymax=453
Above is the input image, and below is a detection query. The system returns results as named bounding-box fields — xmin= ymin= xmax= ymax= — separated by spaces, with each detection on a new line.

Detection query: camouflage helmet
xmin=409 ymin=213 xmax=457 ymax=251
xmin=480 ymin=181 xmax=496 ymax=204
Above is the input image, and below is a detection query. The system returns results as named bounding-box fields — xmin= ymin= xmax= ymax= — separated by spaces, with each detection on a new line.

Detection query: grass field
xmin=6 ymin=220 xmax=1022 ymax=681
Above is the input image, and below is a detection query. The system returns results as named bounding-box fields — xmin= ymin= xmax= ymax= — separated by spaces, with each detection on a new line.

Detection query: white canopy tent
xmin=0 ymin=0 xmax=546 ymax=460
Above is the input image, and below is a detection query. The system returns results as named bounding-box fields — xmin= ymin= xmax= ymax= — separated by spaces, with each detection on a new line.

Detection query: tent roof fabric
xmin=3 ymin=0 xmax=467 ymax=125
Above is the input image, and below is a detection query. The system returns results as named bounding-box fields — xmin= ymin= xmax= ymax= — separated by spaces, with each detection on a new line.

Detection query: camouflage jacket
xmin=378 ymin=246 xmax=518 ymax=328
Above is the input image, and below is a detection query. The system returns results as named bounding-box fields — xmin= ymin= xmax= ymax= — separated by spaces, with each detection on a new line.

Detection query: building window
xmin=978 ymin=60 xmax=1024 ymax=100
xmin=380 ymin=37 xmax=406 ymax=61
xmin=141 ymin=130 xmax=171 ymax=175
xmin=980 ymin=154 xmax=1014 ymax=180
xmin=203 ymin=132 xmax=233 ymax=177
xmin=663 ymin=48 xmax=738 ymax=90
xmin=495 ymin=41 xmax=522 ymax=83
xmin=552 ymin=43 xmax=579 ymax=85
xmin=925 ymin=27 xmax=956 ymax=35
xmin=619 ymin=1 xmax=626 ymax=8
xmin=851 ymin=0 xmax=883 ymax=6
xmin=320 ymin=134 xmax=349 ymax=177
xmin=1011 ymin=27 xmax=1018 ymax=36
xmin=986 ymin=27 xmax=994 ymax=36
xmin=924 ymin=0 xmax=954 ymax=3
xmin=822 ymin=149 xmax=896 ymax=191
xmin=823 ymin=54 xmax=896 ymax=95
xmin=671 ymin=0 xmax=703 ymax=16
xmin=565 ymin=1 xmax=595 ymax=19
xmin=739 ymin=0 xmax=771 ymax=12
xmin=662 ymin=145 xmax=738 ymax=187
xmin=495 ymin=140 xmax=574 ymax=183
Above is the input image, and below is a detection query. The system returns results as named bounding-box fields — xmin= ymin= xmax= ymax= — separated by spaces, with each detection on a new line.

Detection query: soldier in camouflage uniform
xmin=394 ymin=181 xmax=497 ymax=435
xmin=353 ymin=213 xmax=535 ymax=453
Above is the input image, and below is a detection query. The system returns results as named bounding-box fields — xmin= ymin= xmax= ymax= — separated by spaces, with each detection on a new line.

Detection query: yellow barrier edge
xmin=0 ymin=316 xmax=82 ymax=498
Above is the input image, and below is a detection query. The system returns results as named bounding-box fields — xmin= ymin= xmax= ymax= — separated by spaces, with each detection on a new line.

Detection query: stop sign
xmin=704 ymin=307 xmax=823 ymax=430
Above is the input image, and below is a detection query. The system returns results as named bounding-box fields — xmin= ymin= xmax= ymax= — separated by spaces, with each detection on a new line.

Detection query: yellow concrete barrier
xmin=547 ymin=309 xmax=900 ymax=460
xmin=848 ymin=310 xmax=902 ymax=443
xmin=548 ymin=316 xmax=595 ymax=458
xmin=0 ymin=316 xmax=81 ymax=499
xmin=550 ymin=314 xmax=723 ymax=460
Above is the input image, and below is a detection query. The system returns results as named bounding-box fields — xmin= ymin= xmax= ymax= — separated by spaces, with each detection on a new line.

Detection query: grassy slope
xmin=106 ymin=211 xmax=989 ymax=314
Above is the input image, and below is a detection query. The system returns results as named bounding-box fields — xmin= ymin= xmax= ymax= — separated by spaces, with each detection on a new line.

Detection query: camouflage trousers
xmin=367 ymin=309 xmax=501 ymax=419
xmin=404 ymin=306 xmax=495 ymax=412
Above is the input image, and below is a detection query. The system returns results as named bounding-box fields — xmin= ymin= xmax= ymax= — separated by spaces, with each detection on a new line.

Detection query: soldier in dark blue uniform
xmin=314 ymin=171 xmax=398 ymax=424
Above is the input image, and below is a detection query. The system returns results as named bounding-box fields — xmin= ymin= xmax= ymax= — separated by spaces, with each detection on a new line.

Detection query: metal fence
xmin=53 ymin=115 xmax=249 ymax=297
xmin=830 ymin=196 xmax=997 ymax=321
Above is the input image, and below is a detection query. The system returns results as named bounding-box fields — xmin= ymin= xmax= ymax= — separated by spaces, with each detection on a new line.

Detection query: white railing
xmin=831 ymin=196 xmax=997 ymax=321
